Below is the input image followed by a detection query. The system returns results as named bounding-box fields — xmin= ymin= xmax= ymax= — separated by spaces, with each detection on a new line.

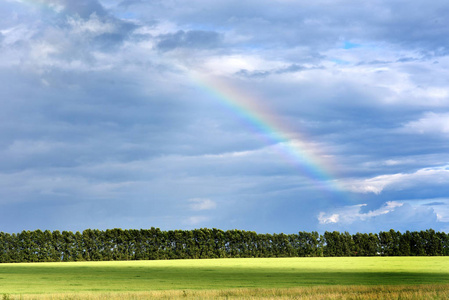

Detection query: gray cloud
xmin=109 ymin=0 xmax=449 ymax=54
xmin=51 ymin=0 xmax=108 ymax=18
xmin=157 ymin=30 xmax=222 ymax=51
xmin=1 ymin=0 xmax=449 ymax=233
xmin=236 ymin=64 xmax=321 ymax=78
xmin=424 ymin=202 xmax=446 ymax=206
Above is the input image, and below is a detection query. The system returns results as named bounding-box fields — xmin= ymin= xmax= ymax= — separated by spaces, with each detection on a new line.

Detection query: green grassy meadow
xmin=1 ymin=257 xmax=449 ymax=298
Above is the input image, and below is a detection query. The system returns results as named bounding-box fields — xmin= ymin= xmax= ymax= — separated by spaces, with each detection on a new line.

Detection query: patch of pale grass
xmin=4 ymin=284 xmax=449 ymax=300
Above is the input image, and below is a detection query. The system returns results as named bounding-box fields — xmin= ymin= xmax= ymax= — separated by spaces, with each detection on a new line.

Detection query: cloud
xmin=318 ymin=201 xmax=444 ymax=233
xmin=186 ymin=216 xmax=211 ymax=226
xmin=402 ymin=112 xmax=449 ymax=135
xmin=67 ymin=13 xmax=117 ymax=35
xmin=118 ymin=0 xmax=143 ymax=8
xmin=1 ymin=1 xmax=138 ymax=72
xmin=0 ymin=25 xmax=35 ymax=46
xmin=111 ymin=0 xmax=449 ymax=55
xmin=318 ymin=213 xmax=339 ymax=224
xmin=57 ymin=0 xmax=107 ymax=18
xmin=319 ymin=201 xmax=404 ymax=224
xmin=2 ymin=0 xmax=449 ymax=234
xmin=188 ymin=198 xmax=217 ymax=211
xmin=342 ymin=165 xmax=449 ymax=195
xmin=156 ymin=30 xmax=222 ymax=51
xmin=401 ymin=198 xmax=449 ymax=222
xmin=236 ymin=64 xmax=321 ymax=78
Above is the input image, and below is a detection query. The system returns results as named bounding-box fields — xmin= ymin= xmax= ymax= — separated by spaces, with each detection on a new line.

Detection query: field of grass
xmin=1 ymin=257 xmax=448 ymax=298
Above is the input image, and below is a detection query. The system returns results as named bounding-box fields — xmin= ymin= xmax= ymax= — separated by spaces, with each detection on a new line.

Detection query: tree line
xmin=0 ymin=228 xmax=448 ymax=263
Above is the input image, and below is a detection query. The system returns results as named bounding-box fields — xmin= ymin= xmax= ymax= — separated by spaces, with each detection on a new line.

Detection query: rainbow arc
xmin=191 ymin=72 xmax=349 ymax=200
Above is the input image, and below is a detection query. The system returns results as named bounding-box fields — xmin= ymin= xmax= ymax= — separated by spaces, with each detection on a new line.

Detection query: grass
xmin=0 ymin=257 xmax=448 ymax=298
xmin=3 ymin=285 xmax=449 ymax=299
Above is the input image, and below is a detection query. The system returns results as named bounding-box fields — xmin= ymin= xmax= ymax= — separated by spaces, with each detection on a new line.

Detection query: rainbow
xmin=190 ymin=72 xmax=349 ymax=199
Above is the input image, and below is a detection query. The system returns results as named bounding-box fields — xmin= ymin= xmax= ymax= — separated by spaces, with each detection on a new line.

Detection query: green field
xmin=1 ymin=257 xmax=449 ymax=298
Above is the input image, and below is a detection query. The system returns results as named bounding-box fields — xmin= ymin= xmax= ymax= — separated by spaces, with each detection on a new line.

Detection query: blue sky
xmin=1 ymin=0 xmax=449 ymax=234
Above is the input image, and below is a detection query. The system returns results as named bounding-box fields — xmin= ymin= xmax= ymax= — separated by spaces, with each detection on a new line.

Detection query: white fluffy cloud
xmin=67 ymin=13 xmax=116 ymax=35
xmin=403 ymin=112 xmax=449 ymax=135
xmin=319 ymin=201 xmax=404 ymax=225
xmin=341 ymin=165 xmax=449 ymax=194
xmin=188 ymin=198 xmax=217 ymax=211
xmin=318 ymin=201 xmax=443 ymax=233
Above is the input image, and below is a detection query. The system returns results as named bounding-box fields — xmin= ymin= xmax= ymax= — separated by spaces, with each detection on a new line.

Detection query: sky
xmin=1 ymin=0 xmax=449 ymax=234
